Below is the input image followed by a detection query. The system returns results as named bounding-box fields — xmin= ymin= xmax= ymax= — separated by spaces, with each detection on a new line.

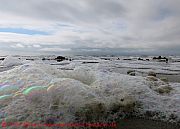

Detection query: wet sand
xmin=116 ymin=118 xmax=180 ymax=129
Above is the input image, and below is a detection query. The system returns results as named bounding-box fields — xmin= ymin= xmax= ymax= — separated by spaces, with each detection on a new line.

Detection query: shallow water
xmin=136 ymin=71 xmax=180 ymax=83
xmin=157 ymin=74 xmax=180 ymax=83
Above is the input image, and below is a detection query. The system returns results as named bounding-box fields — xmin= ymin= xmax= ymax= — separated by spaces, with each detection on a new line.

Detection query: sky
xmin=0 ymin=0 xmax=180 ymax=56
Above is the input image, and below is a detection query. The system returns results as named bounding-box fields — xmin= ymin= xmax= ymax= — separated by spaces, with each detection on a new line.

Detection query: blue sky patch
xmin=0 ymin=28 xmax=50 ymax=35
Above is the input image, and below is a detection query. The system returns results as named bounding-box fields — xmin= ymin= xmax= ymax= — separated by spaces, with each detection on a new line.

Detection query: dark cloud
xmin=0 ymin=0 xmax=125 ymax=23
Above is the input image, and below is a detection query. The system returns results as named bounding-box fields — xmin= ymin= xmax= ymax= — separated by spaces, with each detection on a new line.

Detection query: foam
xmin=0 ymin=94 xmax=12 ymax=107
xmin=0 ymin=62 xmax=179 ymax=127
xmin=1 ymin=56 xmax=22 ymax=67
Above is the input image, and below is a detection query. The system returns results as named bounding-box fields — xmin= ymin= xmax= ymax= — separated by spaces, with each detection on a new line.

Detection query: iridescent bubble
xmin=13 ymin=92 xmax=23 ymax=99
xmin=0 ymin=82 xmax=8 ymax=87
xmin=0 ymin=83 xmax=5 ymax=87
xmin=0 ymin=94 xmax=13 ymax=107
xmin=0 ymin=94 xmax=12 ymax=99
xmin=23 ymin=86 xmax=47 ymax=95
xmin=23 ymin=86 xmax=48 ymax=103
xmin=0 ymin=84 xmax=19 ymax=96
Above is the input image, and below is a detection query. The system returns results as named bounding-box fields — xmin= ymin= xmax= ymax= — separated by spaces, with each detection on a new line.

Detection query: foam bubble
xmin=23 ymin=86 xmax=48 ymax=103
xmin=0 ymin=94 xmax=13 ymax=107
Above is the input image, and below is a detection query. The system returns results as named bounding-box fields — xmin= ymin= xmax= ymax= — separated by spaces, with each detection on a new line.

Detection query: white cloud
xmin=10 ymin=43 xmax=25 ymax=48
xmin=27 ymin=45 xmax=32 ymax=48
xmin=39 ymin=48 xmax=71 ymax=52
xmin=33 ymin=44 xmax=41 ymax=48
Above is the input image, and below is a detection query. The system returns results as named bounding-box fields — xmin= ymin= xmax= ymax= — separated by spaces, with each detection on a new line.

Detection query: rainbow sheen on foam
xmin=0 ymin=84 xmax=19 ymax=91
xmin=23 ymin=86 xmax=47 ymax=95
xmin=0 ymin=94 xmax=12 ymax=99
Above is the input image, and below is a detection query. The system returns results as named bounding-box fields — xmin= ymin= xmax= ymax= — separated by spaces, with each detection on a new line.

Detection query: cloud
xmin=39 ymin=48 xmax=71 ymax=52
xmin=0 ymin=0 xmax=180 ymax=55
xmin=33 ymin=44 xmax=41 ymax=48
xmin=10 ymin=43 xmax=25 ymax=48
xmin=0 ymin=0 xmax=125 ymax=24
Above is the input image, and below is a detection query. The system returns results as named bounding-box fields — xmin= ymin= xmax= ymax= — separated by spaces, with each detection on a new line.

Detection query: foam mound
xmin=1 ymin=56 xmax=22 ymax=67
xmin=0 ymin=62 xmax=179 ymax=129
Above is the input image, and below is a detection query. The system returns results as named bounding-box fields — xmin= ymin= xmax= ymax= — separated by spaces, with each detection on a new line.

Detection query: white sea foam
xmin=0 ymin=59 xmax=179 ymax=128
xmin=0 ymin=56 xmax=23 ymax=67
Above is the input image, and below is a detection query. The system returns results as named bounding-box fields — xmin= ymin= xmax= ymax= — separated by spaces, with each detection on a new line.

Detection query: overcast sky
xmin=0 ymin=0 xmax=180 ymax=56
